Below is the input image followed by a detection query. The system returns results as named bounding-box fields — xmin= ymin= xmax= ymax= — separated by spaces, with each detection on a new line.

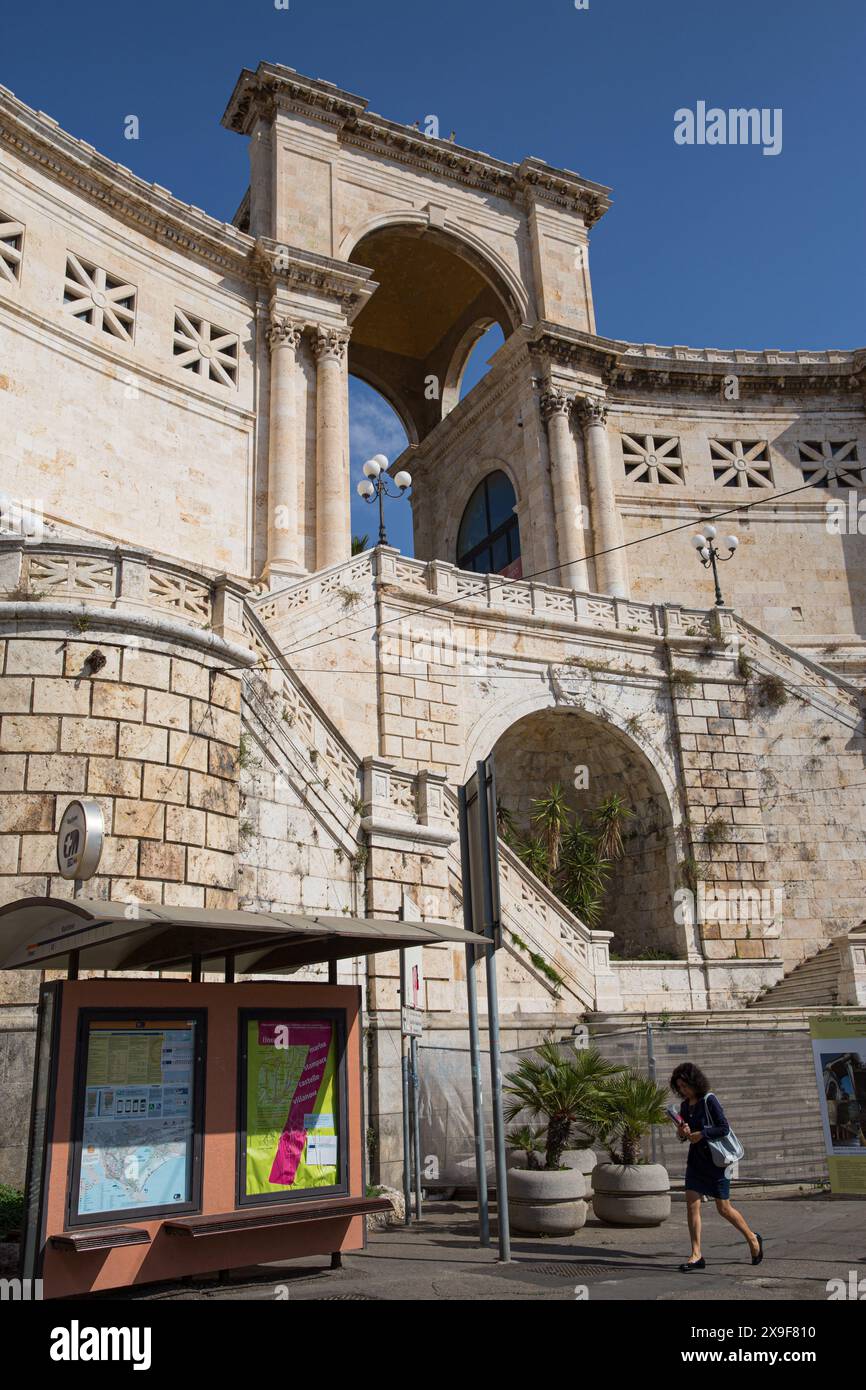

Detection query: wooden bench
xmin=163 ymin=1195 xmax=392 ymax=1239
xmin=50 ymin=1227 xmax=151 ymax=1254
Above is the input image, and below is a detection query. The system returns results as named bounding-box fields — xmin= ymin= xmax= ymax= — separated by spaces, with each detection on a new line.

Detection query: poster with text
xmin=244 ymin=1018 xmax=339 ymax=1197
xmin=810 ymin=1018 xmax=866 ymax=1195
xmin=76 ymin=1019 xmax=197 ymax=1218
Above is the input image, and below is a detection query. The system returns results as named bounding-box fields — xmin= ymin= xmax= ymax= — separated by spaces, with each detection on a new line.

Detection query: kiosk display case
xmin=0 ymin=894 xmax=487 ymax=1298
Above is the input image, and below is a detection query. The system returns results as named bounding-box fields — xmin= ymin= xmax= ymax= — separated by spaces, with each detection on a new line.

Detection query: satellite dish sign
xmin=56 ymin=799 xmax=104 ymax=881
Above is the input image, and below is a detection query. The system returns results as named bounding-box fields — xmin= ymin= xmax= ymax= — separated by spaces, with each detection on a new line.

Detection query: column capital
xmin=577 ymin=395 xmax=609 ymax=428
xmin=267 ymin=314 xmax=303 ymax=353
xmin=539 ymin=386 xmax=575 ymax=421
xmin=313 ymin=325 xmax=351 ymax=363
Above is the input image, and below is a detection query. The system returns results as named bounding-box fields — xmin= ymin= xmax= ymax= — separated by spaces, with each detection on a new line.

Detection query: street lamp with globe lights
xmin=691 ymin=524 xmax=739 ymax=606
xmin=356 ymin=454 xmax=412 ymax=547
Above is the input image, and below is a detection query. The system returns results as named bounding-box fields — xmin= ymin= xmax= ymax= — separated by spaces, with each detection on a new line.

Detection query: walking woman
xmin=670 ymin=1062 xmax=764 ymax=1272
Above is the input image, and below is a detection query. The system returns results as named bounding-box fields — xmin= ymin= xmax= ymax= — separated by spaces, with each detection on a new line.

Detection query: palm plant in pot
xmin=583 ymin=1070 xmax=672 ymax=1226
xmin=504 ymin=1041 xmax=625 ymax=1234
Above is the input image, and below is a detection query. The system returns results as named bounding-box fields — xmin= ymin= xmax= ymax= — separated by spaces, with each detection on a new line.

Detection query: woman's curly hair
xmin=670 ymin=1062 xmax=710 ymax=1097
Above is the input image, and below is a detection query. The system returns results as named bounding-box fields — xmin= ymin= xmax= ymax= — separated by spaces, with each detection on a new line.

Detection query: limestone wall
xmin=0 ymin=93 xmax=261 ymax=577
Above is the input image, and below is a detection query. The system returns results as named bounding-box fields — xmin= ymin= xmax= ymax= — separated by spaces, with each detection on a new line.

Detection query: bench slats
xmin=164 ymin=1196 xmax=392 ymax=1238
xmin=50 ymin=1227 xmax=151 ymax=1253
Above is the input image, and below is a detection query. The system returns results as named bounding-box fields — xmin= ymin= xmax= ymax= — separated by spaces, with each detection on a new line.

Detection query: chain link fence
xmin=417 ymin=1022 xmax=828 ymax=1190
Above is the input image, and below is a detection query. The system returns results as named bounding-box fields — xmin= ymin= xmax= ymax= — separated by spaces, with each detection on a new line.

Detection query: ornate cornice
xmin=252 ymin=238 xmax=376 ymax=321
xmin=610 ymin=342 xmax=866 ymax=402
xmin=222 ymin=63 xmax=612 ymax=226
xmin=0 ymin=85 xmax=255 ymax=279
xmin=528 ymin=323 xmax=623 ymax=381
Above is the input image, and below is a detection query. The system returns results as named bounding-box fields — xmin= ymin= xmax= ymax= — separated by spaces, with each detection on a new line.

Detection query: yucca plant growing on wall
xmin=592 ymin=792 xmax=635 ymax=861
xmin=531 ymin=783 xmax=570 ymax=874
xmin=501 ymin=782 xmax=631 ymax=928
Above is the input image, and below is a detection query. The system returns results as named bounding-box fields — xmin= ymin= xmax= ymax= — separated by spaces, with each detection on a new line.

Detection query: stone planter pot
xmin=591 ymin=1162 xmax=671 ymax=1226
xmin=507 ymin=1166 xmax=588 ymax=1236
xmin=561 ymin=1147 xmax=597 ymax=1175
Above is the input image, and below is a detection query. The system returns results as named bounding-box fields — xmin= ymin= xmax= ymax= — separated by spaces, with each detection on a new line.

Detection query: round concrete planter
xmin=561 ymin=1147 xmax=597 ymax=1175
xmin=591 ymin=1162 xmax=671 ymax=1226
xmin=507 ymin=1166 xmax=588 ymax=1235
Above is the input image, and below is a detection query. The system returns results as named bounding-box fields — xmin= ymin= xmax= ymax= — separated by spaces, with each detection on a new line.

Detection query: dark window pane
xmin=485 ymin=471 xmax=516 ymax=529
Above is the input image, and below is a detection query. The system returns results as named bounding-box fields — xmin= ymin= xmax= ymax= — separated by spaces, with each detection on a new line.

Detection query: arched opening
xmin=492 ymin=707 xmax=682 ymax=959
xmin=457 ymin=470 xmax=521 ymax=577
xmin=347 ymin=225 xmax=518 ymax=443
xmin=459 ymin=322 xmax=505 ymax=400
xmin=348 ymin=376 xmax=411 ymax=555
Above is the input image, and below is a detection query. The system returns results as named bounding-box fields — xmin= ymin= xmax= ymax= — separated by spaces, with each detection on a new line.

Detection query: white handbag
xmin=703 ymin=1092 xmax=745 ymax=1168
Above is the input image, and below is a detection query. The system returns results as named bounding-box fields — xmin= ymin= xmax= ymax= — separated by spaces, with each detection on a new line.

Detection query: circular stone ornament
xmin=56 ymin=799 xmax=104 ymax=881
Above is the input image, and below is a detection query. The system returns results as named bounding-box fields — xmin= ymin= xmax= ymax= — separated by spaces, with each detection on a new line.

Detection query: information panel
xmin=242 ymin=1016 xmax=341 ymax=1199
xmin=810 ymin=1017 xmax=866 ymax=1195
xmin=74 ymin=1017 xmax=200 ymax=1219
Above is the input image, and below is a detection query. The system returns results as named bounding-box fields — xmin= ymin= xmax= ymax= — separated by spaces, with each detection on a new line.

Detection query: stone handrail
xmin=239 ymin=603 xmax=362 ymax=801
xmin=734 ymin=616 xmax=863 ymax=728
xmin=0 ymin=537 xmax=218 ymax=628
xmin=443 ymin=787 xmax=600 ymax=1009
xmin=251 ymin=546 xmax=716 ymax=643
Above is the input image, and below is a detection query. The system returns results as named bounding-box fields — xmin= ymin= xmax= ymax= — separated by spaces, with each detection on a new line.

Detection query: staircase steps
xmin=749 ymin=941 xmax=843 ymax=1009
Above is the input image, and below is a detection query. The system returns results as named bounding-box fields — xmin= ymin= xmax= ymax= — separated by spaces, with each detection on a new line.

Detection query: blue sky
xmin=4 ymin=0 xmax=864 ymax=556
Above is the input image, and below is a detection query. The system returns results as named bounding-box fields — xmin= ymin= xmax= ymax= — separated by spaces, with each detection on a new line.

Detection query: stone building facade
xmin=1 ymin=62 xmax=865 ymax=1185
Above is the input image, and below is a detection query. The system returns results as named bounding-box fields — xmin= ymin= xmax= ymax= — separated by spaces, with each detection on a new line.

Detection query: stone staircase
xmin=748 ymin=940 xmax=844 ymax=1010
xmin=587 ymin=1016 xmax=831 ymax=1184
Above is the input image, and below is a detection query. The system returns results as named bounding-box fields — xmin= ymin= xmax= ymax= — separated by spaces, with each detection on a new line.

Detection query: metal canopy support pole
xmin=476 ymin=760 xmax=510 ymax=1263
xmin=399 ymin=949 xmax=412 ymax=1225
xmin=458 ymin=783 xmax=489 ymax=1246
xmin=328 ymin=959 xmax=337 ymax=985
xmin=646 ymin=1020 xmax=657 ymax=1165
xmin=410 ymin=1034 xmax=422 ymax=1220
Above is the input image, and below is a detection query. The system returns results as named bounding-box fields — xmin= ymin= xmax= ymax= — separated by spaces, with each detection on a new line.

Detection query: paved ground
xmin=128 ymin=1189 xmax=866 ymax=1303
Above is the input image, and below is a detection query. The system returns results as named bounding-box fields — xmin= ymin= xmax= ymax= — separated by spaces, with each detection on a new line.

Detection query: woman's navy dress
xmin=681 ymin=1093 xmax=732 ymax=1198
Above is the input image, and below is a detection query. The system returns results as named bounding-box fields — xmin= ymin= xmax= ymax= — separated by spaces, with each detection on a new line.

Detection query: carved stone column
xmin=314 ymin=325 xmax=351 ymax=571
xmin=539 ymin=387 xmax=589 ymax=591
xmin=266 ymin=314 xmax=304 ymax=578
xmin=577 ymin=396 xmax=629 ymax=599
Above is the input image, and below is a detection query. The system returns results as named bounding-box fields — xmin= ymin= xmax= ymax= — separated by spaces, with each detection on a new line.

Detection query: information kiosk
xmin=0 ymin=895 xmax=486 ymax=1298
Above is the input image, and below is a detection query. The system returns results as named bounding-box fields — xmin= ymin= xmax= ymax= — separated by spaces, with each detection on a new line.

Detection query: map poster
xmin=75 ymin=1018 xmax=198 ymax=1218
xmin=810 ymin=1017 xmax=866 ymax=1195
xmin=244 ymin=1017 xmax=340 ymax=1198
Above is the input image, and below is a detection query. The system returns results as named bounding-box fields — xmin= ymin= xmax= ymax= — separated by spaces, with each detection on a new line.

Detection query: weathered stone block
xmin=113 ymin=799 xmax=166 ymax=839
xmin=146 ymin=689 xmax=190 ymax=730
xmin=0 ymin=714 xmax=59 ymax=752
xmin=92 ymin=682 xmax=146 ymax=722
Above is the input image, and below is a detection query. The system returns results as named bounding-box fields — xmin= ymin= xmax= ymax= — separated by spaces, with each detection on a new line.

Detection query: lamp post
xmin=356 ymin=454 xmax=412 ymax=546
xmin=691 ymin=524 xmax=739 ymax=606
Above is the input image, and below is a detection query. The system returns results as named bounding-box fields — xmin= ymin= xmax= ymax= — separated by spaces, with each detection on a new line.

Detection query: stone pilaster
xmin=266 ymin=312 xmax=304 ymax=580
xmin=577 ymin=396 xmax=629 ymax=599
xmin=540 ymin=387 xmax=590 ymax=590
xmin=314 ymin=325 xmax=351 ymax=571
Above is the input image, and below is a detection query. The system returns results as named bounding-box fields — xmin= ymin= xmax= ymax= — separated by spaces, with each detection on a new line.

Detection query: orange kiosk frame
xmin=1 ymin=896 xmax=485 ymax=1299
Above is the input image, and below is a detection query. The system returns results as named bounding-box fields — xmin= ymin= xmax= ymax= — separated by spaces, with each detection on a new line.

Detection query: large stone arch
xmin=344 ymin=220 xmax=525 ymax=444
xmin=461 ymin=678 xmax=687 ymax=958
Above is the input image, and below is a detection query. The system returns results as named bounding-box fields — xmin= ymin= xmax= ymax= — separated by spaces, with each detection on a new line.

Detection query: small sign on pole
xmin=401 ymin=1006 xmax=423 ymax=1038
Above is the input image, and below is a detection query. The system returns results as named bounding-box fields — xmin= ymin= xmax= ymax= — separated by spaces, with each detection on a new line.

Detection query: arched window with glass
xmin=456 ymin=471 xmax=522 ymax=578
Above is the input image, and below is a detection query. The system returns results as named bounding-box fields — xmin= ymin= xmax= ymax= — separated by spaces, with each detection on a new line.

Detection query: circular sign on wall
xmin=56 ymin=799 xmax=104 ymax=881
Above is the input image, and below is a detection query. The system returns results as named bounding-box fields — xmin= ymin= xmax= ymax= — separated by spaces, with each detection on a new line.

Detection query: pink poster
xmin=260 ymin=1021 xmax=333 ymax=1186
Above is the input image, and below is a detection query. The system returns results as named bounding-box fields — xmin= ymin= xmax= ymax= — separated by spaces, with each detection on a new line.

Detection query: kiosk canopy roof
xmin=0 ymin=897 xmax=488 ymax=974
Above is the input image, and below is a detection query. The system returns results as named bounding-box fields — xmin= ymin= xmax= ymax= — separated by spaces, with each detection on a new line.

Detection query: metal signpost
xmin=459 ymin=760 xmax=510 ymax=1262
xmin=400 ymin=918 xmax=425 ymax=1223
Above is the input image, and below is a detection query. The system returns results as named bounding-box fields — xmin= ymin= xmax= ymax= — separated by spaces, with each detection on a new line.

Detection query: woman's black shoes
xmin=751 ymin=1234 xmax=764 ymax=1266
xmin=679 ymin=1257 xmax=706 ymax=1272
